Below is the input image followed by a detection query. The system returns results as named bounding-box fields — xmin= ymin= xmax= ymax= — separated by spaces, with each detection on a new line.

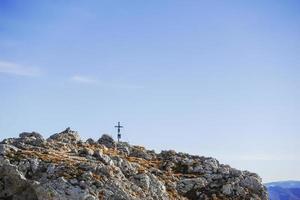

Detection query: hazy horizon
xmin=0 ymin=0 xmax=299 ymax=182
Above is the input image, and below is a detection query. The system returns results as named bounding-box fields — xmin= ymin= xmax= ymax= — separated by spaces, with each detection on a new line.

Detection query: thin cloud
xmin=0 ymin=61 xmax=41 ymax=77
xmin=71 ymin=75 xmax=98 ymax=84
xmin=70 ymin=74 xmax=143 ymax=89
xmin=107 ymin=84 xmax=144 ymax=89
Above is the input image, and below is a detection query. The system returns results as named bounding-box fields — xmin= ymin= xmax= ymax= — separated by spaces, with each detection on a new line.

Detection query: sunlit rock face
xmin=0 ymin=129 xmax=268 ymax=200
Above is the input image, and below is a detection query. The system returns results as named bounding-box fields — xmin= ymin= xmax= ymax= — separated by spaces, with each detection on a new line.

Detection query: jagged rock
xmin=240 ymin=174 xmax=265 ymax=192
xmin=0 ymin=131 xmax=268 ymax=200
xmin=129 ymin=145 xmax=153 ymax=160
xmin=1 ymin=131 xmax=45 ymax=148
xmin=19 ymin=131 xmax=44 ymax=140
xmin=0 ymin=162 xmax=38 ymax=200
xmin=0 ymin=144 xmax=19 ymax=155
xmin=147 ymin=173 xmax=169 ymax=199
xmin=98 ymin=134 xmax=115 ymax=148
xmin=177 ymin=177 xmax=208 ymax=196
xmin=49 ymin=127 xmax=81 ymax=143
xmin=86 ymin=138 xmax=96 ymax=145
xmin=117 ymin=142 xmax=131 ymax=156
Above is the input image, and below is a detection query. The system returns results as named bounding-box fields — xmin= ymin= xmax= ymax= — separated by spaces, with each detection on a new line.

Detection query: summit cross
xmin=114 ymin=122 xmax=123 ymax=142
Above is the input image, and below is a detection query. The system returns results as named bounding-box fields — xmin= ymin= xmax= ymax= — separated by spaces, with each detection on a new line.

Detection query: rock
xmin=177 ymin=177 xmax=208 ymax=195
xmin=240 ymin=175 xmax=264 ymax=192
xmin=94 ymin=150 xmax=113 ymax=165
xmin=86 ymin=138 xmax=96 ymax=145
xmin=117 ymin=142 xmax=131 ymax=156
xmin=93 ymin=149 xmax=103 ymax=158
xmin=46 ymin=163 xmax=56 ymax=174
xmin=19 ymin=132 xmax=44 ymax=140
xmin=0 ymin=129 xmax=268 ymax=200
xmin=0 ymin=144 xmax=19 ymax=156
xmin=147 ymin=173 xmax=169 ymax=199
xmin=159 ymin=150 xmax=177 ymax=159
xmin=0 ymin=132 xmax=45 ymax=148
xmin=98 ymin=134 xmax=115 ymax=148
xmin=132 ymin=173 xmax=151 ymax=190
xmin=80 ymin=147 xmax=94 ymax=157
xmin=69 ymin=178 xmax=78 ymax=185
xmin=49 ymin=127 xmax=81 ymax=143
xmin=222 ymin=183 xmax=233 ymax=195
xmin=129 ymin=145 xmax=152 ymax=160
xmin=236 ymin=186 xmax=246 ymax=196
xmin=29 ymin=158 xmax=40 ymax=173
xmin=203 ymin=158 xmax=219 ymax=171
xmin=230 ymin=167 xmax=243 ymax=177
xmin=0 ymin=162 xmax=37 ymax=199
xmin=114 ymin=157 xmax=138 ymax=177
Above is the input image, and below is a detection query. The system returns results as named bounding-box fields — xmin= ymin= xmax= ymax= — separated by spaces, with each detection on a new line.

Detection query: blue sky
xmin=0 ymin=0 xmax=299 ymax=182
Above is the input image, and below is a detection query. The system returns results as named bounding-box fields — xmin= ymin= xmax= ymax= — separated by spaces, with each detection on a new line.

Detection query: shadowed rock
xmin=19 ymin=132 xmax=44 ymax=140
xmin=98 ymin=134 xmax=115 ymax=148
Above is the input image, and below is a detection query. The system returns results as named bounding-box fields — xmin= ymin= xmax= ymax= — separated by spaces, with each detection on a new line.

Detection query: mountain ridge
xmin=265 ymin=181 xmax=300 ymax=200
xmin=0 ymin=128 xmax=268 ymax=200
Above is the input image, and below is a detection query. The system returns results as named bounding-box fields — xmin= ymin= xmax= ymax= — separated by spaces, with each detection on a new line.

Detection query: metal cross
xmin=114 ymin=122 xmax=123 ymax=142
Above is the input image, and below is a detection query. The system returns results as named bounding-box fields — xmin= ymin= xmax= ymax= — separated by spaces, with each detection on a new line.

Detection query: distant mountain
xmin=266 ymin=181 xmax=300 ymax=200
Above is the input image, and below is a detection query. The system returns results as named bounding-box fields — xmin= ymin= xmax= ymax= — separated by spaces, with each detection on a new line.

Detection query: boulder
xmin=129 ymin=146 xmax=152 ymax=160
xmin=49 ymin=127 xmax=81 ymax=143
xmin=86 ymin=138 xmax=96 ymax=145
xmin=98 ymin=134 xmax=115 ymax=148
xmin=19 ymin=132 xmax=44 ymax=140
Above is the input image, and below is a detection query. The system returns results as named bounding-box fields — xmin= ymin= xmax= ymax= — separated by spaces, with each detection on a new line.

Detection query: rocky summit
xmin=0 ymin=128 xmax=268 ymax=200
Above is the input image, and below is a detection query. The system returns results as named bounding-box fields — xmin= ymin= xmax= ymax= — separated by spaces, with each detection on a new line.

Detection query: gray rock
xmin=132 ymin=173 xmax=151 ymax=190
xmin=46 ymin=163 xmax=56 ymax=174
xmin=240 ymin=175 xmax=264 ymax=192
xmin=222 ymin=183 xmax=233 ymax=195
xmin=0 ymin=162 xmax=38 ymax=200
xmin=177 ymin=177 xmax=208 ymax=195
xmin=129 ymin=146 xmax=152 ymax=160
xmin=29 ymin=158 xmax=39 ymax=173
xmin=94 ymin=149 xmax=114 ymax=165
xmin=0 ymin=144 xmax=19 ymax=156
xmin=80 ymin=147 xmax=94 ymax=157
xmin=98 ymin=134 xmax=115 ymax=148
xmin=70 ymin=178 xmax=78 ymax=185
xmin=19 ymin=132 xmax=44 ymax=140
xmin=86 ymin=138 xmax=96 ymax=145
xmin=147 ymin=173 xmax=169 ymax=199
xmin=49 ymin=127 xmax=81 ymax=143
xmin=117 ymin=142 xmax=131 ymax=156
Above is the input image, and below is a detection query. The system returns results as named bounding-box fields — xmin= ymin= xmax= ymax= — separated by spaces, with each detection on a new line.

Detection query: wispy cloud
xmin=0 ymin=61 xmax=41 ymax=77
xmin=70 ymin=74 xmax=143 ymax=89
xmin=71 ymin=75 xmax=98 ymax=84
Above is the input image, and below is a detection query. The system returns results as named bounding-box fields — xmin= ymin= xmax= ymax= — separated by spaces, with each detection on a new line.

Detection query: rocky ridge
xmin=0 ymin=128 xmax=268 ymax=200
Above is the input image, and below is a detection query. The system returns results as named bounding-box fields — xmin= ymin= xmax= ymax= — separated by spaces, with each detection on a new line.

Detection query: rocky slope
xmin=0 ymin=128 xmax=268 ymax=200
